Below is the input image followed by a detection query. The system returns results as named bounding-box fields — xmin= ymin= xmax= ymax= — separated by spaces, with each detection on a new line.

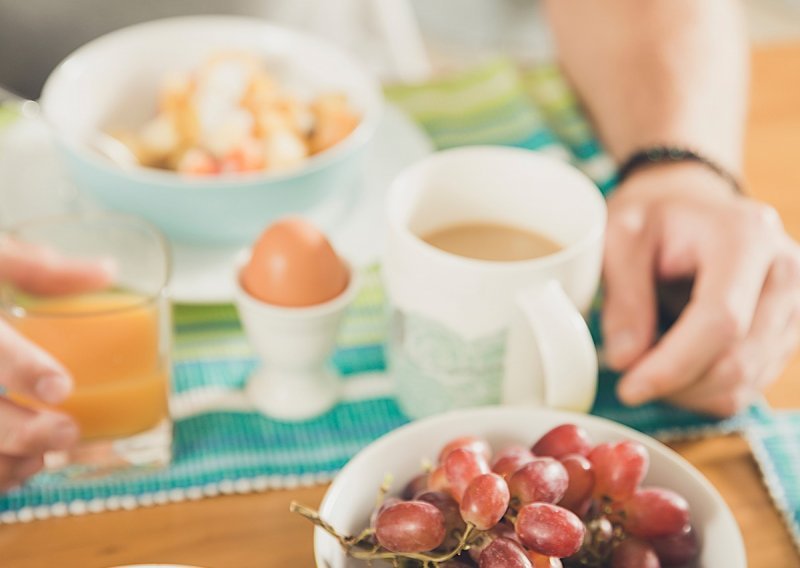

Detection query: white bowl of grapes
xmin=296 ymin=406 xmax=745 ymax=568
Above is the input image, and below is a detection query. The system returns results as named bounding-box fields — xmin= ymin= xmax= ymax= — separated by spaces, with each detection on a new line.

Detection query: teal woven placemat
xmin=747 ymin=411 xmax=800 ymax=549
xmin=0 ymin=60 xmax=796 ymax=552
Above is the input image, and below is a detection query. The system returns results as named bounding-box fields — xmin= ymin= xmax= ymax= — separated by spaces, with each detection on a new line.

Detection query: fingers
xmin=0 ymin=398 xmax=79 ymax=490
xmin=617 ymin=218 xmax=775 ymax=406
xmin=0 ymin=397 xmax=79 ymax=456
xmin=667 ymin=247 xmax=800 ymax=416
xmin=0 ymin=320 xmax=72 ymax=404
xmin=0 ymin=455 xmax=44 ymax=493
xmin=602 ymin=202 xmax=658 ymax=370
xmin=669 ymin=389 xmax=756 ymax=419
xmin=0 ymin=237 xmax=114 ymax=296
xmin=690 ymin=206 xmax=779 ymax=329
xmin=665 ymin=350 xmax=759 ymax=416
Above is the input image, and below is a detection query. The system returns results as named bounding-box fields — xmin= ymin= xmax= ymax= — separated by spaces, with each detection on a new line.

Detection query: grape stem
xmin=375 ymin=473 xmax=394 ymax=510
xmin=290 ymin=501 xmax=475 ymax=564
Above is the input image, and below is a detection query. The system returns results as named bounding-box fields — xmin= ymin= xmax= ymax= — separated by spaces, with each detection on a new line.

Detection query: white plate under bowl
xmin=314 ymin=406 xmax=745 ymax=568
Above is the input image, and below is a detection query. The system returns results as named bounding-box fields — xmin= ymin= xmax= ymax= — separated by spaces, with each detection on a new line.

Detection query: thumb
xmin=602 ymin=206 xmax=658 ymax=370
xmin=0 ymin=320 xmax=73 ymax=405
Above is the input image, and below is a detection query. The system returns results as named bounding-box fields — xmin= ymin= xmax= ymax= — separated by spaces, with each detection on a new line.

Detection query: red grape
xmin=493 ymin=447 xmax=536 ymax=479
xmin=479 ymin=537 xmax=533 ymax=568
xmin=428 ymin=465 xmax=450 ymax=493
xmin=558 ymin=454 xmax=595 ymax=515
xmin=611 ymin=537 xmax=661 ymax=568
xmin=375 ymin=501 xmax=446 ymax=553
xmin=439 ymin=436 xmax=492 ymax=463
xmin=468 ymin=532 xmax=494 ymax=562
xmin=415 ymin=490 xmax=465 ymax=549
xmin=468 ymin=520 xmax=519 ymax=562
xmin=444 ymin=448 xmax=490 ymax=502
xmin=589 ymin=441 xmax=649 ymax=501
xmin=515 ymin=502 xmax=585 ymax=558
xmin=460 ymin=472 xmax=510 ymax=530
xmin=532 ymin=424 xmax=592 ymax=458
xmin=493 ymin=520 xmax=519 ymax=541
xmin=495 ymin=444 xmax=534 ymax=462
xmin=402 ymin=472 xmax=429 ymax=499
xmin=621 ymin=488 xmax=690 ymax=538
xmin=508 ymin=458 xmax=569 ymax=505
xmin=526 ymin=551 xmax=564 ymax=568
xmin=649 ymin=524 xmax=699 ymax=566
xmin=370 ymin=497 xmax=402 ymax=528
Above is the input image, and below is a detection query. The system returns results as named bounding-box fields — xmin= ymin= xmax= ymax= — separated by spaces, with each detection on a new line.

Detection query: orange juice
xmin=7 ymin=291 xmax=170 ymax=440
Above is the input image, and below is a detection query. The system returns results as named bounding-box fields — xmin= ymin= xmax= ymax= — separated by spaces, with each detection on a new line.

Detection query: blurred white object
xmin=320 ymin=0 xmax=432 ymax=82
xmin=410 ymin=0 xmax=554 ymax=70
xmin=299 ymin=0 xmax=432 ymax=82
xmin=0 ymin=108 xmax=102 ymax=227
xmin=371 ymin=0 xmax=433 ymax=81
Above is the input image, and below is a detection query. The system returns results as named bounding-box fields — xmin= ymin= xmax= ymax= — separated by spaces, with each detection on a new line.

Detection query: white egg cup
xmin=234 ymin=263 xmax=360 ymax=421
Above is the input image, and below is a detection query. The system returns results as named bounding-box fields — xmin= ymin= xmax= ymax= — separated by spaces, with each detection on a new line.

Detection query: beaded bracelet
xmin=616 ymin=146 xmax=743 ymax=193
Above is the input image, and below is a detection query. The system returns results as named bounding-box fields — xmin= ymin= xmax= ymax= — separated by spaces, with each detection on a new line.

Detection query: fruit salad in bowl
xmin=114 ymin=51 xmax=360 ymax=176
xmin=304 ymin=407 xmax=745 ymax=567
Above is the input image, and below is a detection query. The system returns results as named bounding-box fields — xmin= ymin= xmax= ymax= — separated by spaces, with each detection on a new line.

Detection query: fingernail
xmin=605 ymin=331 xmax=638 ymax=367
xmin=48 ymin=419 xmax=80 ymax=450
xmin=35 ymin=374 xmax=72 ymax=405
xmin=618 ymin=379 xmax=652 ymax=406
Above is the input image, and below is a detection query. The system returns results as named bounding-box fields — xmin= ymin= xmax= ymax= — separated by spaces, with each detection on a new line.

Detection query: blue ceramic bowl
xmin=39 ymin=16 xmax=384 ymax=245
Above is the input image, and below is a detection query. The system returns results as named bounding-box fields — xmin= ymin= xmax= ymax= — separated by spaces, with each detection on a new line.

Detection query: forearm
xmin=543 ymin=0 xmax=748 ymax=174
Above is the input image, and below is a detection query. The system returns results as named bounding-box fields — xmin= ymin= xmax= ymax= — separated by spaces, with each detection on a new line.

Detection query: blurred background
xmin=2 ymin=0 xmax=800 ymax=100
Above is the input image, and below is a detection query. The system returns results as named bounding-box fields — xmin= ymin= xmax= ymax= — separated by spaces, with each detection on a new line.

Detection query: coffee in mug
xmin=421 ymin=222 xmax=562 ymax=262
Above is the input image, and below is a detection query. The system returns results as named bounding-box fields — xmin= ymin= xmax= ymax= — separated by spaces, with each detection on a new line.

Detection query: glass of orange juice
xmin=0 ymin=213 xmax=171 ymax=475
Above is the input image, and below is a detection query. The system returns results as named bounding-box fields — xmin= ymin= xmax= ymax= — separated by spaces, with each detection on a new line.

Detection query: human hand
xmin=602 ymin=162 xmax=800 ymax=417
xmin=0 ymin=237 xmax=113 ymax=491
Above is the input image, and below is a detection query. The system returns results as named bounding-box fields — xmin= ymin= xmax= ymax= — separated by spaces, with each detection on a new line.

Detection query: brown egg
xmin=241 ymin=218 xmax=349 ymax=307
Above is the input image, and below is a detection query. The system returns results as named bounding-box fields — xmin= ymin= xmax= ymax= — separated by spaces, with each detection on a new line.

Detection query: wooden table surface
xmin=2 ymin=43 xmax=800 ymax=568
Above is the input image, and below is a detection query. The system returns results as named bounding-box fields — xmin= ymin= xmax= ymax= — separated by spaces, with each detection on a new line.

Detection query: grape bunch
xmin=291 ymin=424 xmax=700 ymax=567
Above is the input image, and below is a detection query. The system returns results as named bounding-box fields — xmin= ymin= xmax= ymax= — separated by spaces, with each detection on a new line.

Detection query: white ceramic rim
xmin=385 ymin=146 xmax=607 ymax=273
xmin=39 ymin=15 xmax=384 ymax=187
xmin=314 ymin=406 xmax=745 ymax=567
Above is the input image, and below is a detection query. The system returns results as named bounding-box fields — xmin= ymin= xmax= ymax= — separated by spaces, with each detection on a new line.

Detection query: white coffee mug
xmin=383 ymin=146 xmax=606 ymax=419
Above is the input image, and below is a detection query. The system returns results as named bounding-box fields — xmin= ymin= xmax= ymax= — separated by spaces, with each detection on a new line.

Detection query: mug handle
xmin=502 ymin=280 xmax=598 ymax=412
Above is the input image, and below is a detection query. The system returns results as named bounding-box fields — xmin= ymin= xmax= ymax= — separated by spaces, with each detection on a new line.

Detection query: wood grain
xmin=2 ymin=43 xmax=800 ymax=568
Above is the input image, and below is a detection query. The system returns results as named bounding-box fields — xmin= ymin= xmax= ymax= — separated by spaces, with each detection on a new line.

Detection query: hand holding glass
xmin=0 ymin=214 xmax=172 ymax=477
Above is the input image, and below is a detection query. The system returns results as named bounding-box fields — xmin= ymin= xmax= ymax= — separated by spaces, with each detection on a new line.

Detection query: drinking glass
xmin=0 ymin=213 xmax=172 ymax=476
